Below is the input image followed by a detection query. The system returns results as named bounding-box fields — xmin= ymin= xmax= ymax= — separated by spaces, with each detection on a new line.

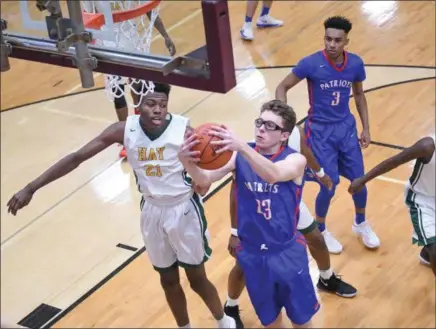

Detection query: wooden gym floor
xmin=1 ymin=1 xmax=435 ymax=328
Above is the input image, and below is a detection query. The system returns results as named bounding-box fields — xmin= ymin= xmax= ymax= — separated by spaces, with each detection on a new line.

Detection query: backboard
xmin=0 ymin=0 xmax=236 ymax=94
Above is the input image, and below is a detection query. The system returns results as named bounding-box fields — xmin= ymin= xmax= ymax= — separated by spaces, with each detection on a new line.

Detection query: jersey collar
xmin=322 ymin=50 xmax=348 ymax=72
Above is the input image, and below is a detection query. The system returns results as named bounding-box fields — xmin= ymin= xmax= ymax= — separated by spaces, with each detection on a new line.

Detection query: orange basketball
xmin=192 ymin=123 xmax=233 ymax=170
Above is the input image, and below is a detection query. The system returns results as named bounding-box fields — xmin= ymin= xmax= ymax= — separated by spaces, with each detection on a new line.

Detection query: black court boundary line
xmin=40 ymin=75 xmax=435 ymax=328
xmin=1 ymin=87 xmax=105 ymax=113
xmin=2 ymin=64 xmax=434 ymax=113
xmin=41 ymin=175 xmax=232 ymax=329
xmin=236 ymin=63 xmax=436 ymax=71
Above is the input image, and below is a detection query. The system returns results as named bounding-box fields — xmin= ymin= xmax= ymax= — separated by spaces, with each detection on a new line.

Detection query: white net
xmin=81 ymin=1 xmax=160 ymax=107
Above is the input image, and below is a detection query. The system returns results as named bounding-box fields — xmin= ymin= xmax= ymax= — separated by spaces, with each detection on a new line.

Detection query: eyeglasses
xmin=254 ymin=118 xmax=284 ymax=131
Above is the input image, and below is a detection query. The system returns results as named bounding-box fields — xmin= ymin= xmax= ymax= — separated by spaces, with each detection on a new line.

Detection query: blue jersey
xmin=234 ymin=143 xmax=303 ymax=252
xmin=292 ymin=50 xmax=366 ymax=124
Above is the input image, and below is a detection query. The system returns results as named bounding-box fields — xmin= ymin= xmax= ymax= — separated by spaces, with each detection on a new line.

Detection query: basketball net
xmin=81 ymin=1 xmax=161 ymax=107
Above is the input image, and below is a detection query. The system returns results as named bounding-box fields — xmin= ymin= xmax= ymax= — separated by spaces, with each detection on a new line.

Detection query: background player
xmin=240 ymin=0 xmax=283 ymax=41
xmin=349 ymin=135 xmax=436 ymax=276
xmin=224 ymin=123 xmax=357 ymax=328
xmin=6 ymin=83 xmax=235 ymax=329
xmin=179 ymin=100 xmax=320 ymax=328
xmin=275 ymin=16 xmax=380 ymax=253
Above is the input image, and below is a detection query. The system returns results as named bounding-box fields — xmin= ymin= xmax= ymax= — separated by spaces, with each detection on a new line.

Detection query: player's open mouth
xmin=255 ymin=135 xmax=264 ymax=141
xmin=151 ymin=118 xmax=163 ymax=125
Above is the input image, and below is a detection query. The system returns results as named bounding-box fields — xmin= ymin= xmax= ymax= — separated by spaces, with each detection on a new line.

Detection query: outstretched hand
xmin=7 ymin=186 xmax=34 ymax=216
xmin=208 ymin=125 xmax=245 ymax=153
xmin=348 ymin=177 xmax=366 ymax=194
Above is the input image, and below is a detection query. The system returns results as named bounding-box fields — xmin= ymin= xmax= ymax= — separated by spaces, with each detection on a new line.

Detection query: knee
xmin=187 ymin=271 xmax=210 ymax=293
xmin=304 ymin=228 xmax=325 ymax=250
xmin=319 ymin=184 xmax=336 ymax=200
xmin=160 ymin=270 xmax=181 ymax=292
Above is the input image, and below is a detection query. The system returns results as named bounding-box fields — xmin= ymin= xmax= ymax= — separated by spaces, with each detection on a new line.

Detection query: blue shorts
xmin=304 ymin=114 xmax=364 ymax=185
xmin=236 ymin=235 xmax=320 ymax=326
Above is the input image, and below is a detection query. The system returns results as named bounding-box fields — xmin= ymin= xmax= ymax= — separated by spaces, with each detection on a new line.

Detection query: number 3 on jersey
xmin=331 ymin=91 xmax=340 ymax=106
xmin=256 ymin=199 xmax=272 ymax=220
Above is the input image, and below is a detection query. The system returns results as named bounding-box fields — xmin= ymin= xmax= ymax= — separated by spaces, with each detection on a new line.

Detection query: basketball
xmin=192 ymin=123 xmax=233 ymax=170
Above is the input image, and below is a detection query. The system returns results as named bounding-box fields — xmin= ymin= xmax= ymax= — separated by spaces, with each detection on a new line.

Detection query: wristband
xmin=315 ymin=168 xmax=325 ymax=178
xmin=230 ymin=228 xmax=238 ymax=237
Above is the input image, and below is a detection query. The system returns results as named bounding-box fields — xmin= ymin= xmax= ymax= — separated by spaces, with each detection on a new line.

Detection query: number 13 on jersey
xmin=256 ymin=199 xmax=272 ymax=220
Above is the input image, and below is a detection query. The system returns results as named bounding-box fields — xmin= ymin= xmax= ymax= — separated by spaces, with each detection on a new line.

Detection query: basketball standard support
xmin=2 ymin=0 xmax=236 ymax=93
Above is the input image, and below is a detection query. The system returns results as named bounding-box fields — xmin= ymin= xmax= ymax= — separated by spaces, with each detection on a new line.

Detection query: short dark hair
xmin=260 ymin=100 xmax=296 ymax=133
xmin=132 ymin=81 xmax=171 ymax=97
xmin=324 ymin=16 xmax=352 ymax=34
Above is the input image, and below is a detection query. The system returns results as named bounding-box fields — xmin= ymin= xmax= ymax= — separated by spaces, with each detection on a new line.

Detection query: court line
xmin=0 ymin=158 xmax=123 ymax=247
xmin=2 ymin=65 xmax=434 ymax=113
xmin=376 ymin=175 xmax=407 ymax=185
xmin=236 ymin=63 xmax=436 ymax=71
xmin=40 ymin=105 xmax=114 ymax=125
xmin=41 ymin=175 xmax=233 ymax=329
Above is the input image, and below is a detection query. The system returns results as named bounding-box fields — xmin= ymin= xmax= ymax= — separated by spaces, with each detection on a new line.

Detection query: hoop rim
xmin=83 ymin=0 xmax=161 ymax=30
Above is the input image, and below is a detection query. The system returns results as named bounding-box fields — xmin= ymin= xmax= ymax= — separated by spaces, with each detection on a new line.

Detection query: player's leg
xmin=406 ymin=192 xmax=436 ymax=276
xmin=281 ymin=239 xmax=320 ymax=328
xmin=237 ymin=249 xmax=282 ymax=328
xmin=240 ymin=1 xmax=283 ymax=41
xmin=224 ymin=261 xmax=245 ymax=328
xmin=298 ymin=201 xmax=357 ymax=298
xmin=140 ymin=198 xmax=191 ymax=327
xmin=170 ymin=193 xmax=235 ymax=328
xmin=338 ymin=117 xmax=380 ymax=249
xmin=304 ymin=120 xmax=343 ymax=253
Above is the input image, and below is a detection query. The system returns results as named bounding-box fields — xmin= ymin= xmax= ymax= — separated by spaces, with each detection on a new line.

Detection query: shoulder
xmin=284 ymin=151 xmax=307 ymax=165
xmin=418 ymin=136 xmax=435 ymax=155
xmin=347 ymin=52 xmax=365 ymax=65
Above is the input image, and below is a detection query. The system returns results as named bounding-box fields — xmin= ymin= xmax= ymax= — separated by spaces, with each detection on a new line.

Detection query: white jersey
xmin=288 ymin=126 xmax=301 ymax=152
xmin=124 ymin=114 xmax=192 ymax=205
xmin=406 ymin=135 xmax=435 ymax=198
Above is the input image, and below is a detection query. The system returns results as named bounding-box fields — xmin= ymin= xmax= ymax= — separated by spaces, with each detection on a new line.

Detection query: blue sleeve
xmin=354 ymin=57 xmax=366 ymax=82
xmin=292 ymin=57 xmax=312 ymax=80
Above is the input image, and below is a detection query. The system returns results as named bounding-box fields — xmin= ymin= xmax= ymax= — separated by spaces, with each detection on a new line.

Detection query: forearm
xmin=354 ymin=94 xmax=370 ymax=131
xmin=149 ymin=14 xmax=170 ymax=39
xmin=27 ymin=153 xmax=82 ymax=193
xmin=239 ymin=144 xmax=279 ymax=184
xmin=275 ymin=84 xmax=288 ymax=103
xmin=182 ymin=161 xmax=211 ymax=188
xmin=301 ymin=144 xmax=321 ymax=172
xmin=361 ymin=156 xmax=407 ymax=184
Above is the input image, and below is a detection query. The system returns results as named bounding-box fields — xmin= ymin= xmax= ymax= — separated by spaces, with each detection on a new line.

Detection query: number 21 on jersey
xmin=331 ymin=91 xmax=340 ymax=106
xmin=256 ymin=199 xmax=272 ymax=220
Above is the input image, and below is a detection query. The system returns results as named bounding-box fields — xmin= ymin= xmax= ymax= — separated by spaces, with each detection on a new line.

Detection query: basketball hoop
xmin=82 ymin=0 xmax=161 ymax=107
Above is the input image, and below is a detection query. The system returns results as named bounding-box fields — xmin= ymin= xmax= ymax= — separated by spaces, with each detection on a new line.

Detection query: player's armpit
xmin=273 ymin=153 xmax=307 ymax=183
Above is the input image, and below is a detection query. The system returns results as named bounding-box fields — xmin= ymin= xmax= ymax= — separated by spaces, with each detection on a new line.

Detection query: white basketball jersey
xmin=288 ymin=126 xmax=301 ymax=153
xmin=406 ymin=135 xmax=435 ymax=198
xmin=124 ymin=114 xmax=192 ymax=205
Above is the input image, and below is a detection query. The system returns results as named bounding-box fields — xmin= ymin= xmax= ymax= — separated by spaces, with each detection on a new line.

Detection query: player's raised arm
xmin=210 ymin=125 xmax=307 ymax=184
xmin=349 ymin=137 xmax=435 ymax=194
xmin=275 ymin=57 xmax=312 ymax=103
xmin=6 ymin=122 xmax=125 ymax=215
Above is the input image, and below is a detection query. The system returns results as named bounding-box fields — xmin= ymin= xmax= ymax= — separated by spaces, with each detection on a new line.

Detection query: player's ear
xmin=344 ymin=37 xmax=349 ymax=46
xmin=281 ymin=131 xmax=290 ymax=143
